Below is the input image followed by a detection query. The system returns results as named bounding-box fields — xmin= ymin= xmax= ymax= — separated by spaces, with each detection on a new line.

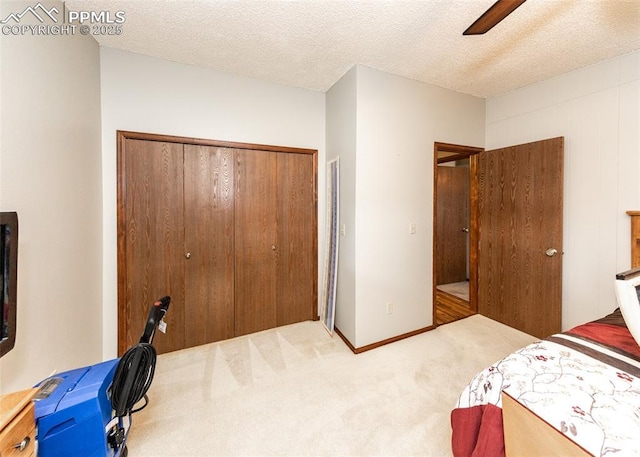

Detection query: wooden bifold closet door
xmin=120 ymin=139 xmax=186 ymax=354
xmin=117 ymin=132 xmax=317 ymax=355
xmin=234 ymin=149 xmax=278 ymax=336
xmin=183 ymin=145 xmax=235 ymax=347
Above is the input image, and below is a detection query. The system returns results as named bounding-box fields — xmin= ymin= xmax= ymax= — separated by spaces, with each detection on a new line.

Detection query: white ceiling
xmin=65 ymin=0 xmax=640 ymax=98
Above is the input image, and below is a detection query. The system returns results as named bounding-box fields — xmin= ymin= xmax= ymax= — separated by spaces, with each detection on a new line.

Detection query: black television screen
xmin=0 ymin=212 xmax=18 ymax=358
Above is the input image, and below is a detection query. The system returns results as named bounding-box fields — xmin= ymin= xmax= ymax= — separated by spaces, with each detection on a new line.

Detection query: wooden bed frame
xmin=502 ymin=393 xmax=590 ymax=456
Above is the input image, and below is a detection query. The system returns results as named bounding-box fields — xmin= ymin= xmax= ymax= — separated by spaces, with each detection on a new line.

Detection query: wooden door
xmin=276 ymin=152 xmax=316 ymax=326
xmin=119 ymin=132 xmax=318 ymax=355
xmin=478 ymin=137 xmax=564 ymax=339
xmin=119 ymin=139 xmax=186 ymax=354
xmin=436 ymin=165 xmax=469 ymax=285
xmin=234 ymin=149 xmax=278 ymax=336
xmin=183 ymin=145 xmax=235 ymax=347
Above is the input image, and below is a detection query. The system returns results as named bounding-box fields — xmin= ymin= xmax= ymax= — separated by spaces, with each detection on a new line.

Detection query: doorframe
xmin=116 ymin=130 xmax=318 ymax=355
xmin=432 ymin=142 xmax=483 ymax=327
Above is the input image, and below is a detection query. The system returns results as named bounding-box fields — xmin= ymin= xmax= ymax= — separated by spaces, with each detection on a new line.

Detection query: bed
xmin=451 ymin=269 xmax=640 ymax=457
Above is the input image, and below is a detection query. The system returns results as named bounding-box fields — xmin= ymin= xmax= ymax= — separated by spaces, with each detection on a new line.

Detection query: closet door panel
xmin=121 ymin=139 xmax=185 ymax=355
xmin=184 ymin=145 xmax=235 ymax=346
xmin=234 ymin=149 xmax=278 ymax=336
xmin=276 ymin=152 xmax=317 ymax=325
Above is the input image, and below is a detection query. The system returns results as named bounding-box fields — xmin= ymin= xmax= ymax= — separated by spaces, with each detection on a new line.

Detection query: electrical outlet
xmin=386 ymin=302 xmax=393 ymax=314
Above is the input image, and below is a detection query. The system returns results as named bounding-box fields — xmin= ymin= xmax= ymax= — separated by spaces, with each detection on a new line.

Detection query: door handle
xmin=545 ymin=248 xmax=558 ymax=257
xmin=461 ymin=228 xmax=469 ymax=233
xmin=185 ymin=252 xmax=191 ymax=259
xmin=271 ymin=245 xmax=277 ymax=251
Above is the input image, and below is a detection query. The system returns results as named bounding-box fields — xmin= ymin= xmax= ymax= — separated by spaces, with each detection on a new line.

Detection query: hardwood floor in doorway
xmin=435 ymin=289 xmax=475 ymax=325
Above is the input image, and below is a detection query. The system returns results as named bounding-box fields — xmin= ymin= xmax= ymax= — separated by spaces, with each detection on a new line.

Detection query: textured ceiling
xmin=65 ymin=0 xmax=640 ymax=98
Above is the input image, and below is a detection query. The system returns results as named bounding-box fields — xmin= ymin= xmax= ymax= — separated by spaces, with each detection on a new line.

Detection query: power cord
xmin=110 ymin=342 xmax=157 ymax=417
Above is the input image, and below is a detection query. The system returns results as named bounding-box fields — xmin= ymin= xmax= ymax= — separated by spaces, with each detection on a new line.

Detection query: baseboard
xmin=334 ymin=324 xmax=437 ymax=354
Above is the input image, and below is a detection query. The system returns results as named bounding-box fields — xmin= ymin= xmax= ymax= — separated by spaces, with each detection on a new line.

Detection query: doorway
xmin=432 ymin=142 xmax=482 ymax=326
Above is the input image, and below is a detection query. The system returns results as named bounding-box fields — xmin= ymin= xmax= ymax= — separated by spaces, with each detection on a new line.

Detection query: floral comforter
xmin=451 ymin=309 xmax=640 ymax=457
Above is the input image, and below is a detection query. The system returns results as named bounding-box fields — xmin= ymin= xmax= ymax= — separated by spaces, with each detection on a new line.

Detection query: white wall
xmin=486 ymin=51 xmax=640 ymax=330
xmin=329 ymin=66 xmax=485 ymax=349
xmin=0 ymin=2 xmax=103 ymax=394
xmin=100 ymin=48 xmax=326 ymax=358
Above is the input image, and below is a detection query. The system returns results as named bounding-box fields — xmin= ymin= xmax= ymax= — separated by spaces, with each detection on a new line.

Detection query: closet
xmin=117 ymin=132 xmax=317 ymax=355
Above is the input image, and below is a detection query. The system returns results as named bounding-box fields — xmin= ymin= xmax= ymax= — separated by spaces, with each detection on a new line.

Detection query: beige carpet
xmin=125 ymin=315 xmax=536 ymax=456
xmin=436 ymin=282 xmax=469 ymax=302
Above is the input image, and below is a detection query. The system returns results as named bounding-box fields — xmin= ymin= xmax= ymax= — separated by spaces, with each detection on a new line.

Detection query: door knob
xmin=545 ymin=248 xmax=558 ymax=257
xmin=185 ymin=252 xmax=191 ymax=259
xmin=461 ymin=228 xmax=469 ymax=233
xmin=271 ymin=245 xmax=277 ymax=251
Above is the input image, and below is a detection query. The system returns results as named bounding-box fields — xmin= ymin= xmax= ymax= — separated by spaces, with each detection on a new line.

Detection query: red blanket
xmin=451 ymin=404 xmax=504 ymax=457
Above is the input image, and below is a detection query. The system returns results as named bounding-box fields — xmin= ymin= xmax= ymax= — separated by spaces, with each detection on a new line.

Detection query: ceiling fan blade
xmin=463 ymin=0 xmax=526 ymax=35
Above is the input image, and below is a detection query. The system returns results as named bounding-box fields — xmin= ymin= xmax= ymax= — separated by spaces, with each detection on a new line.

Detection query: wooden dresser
xmin=0 ymin=388 xmax=37 ymax=457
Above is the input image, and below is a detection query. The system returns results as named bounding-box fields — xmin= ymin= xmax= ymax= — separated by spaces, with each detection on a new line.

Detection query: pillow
xmin=614 ymin=274 xmax=640 ymax=348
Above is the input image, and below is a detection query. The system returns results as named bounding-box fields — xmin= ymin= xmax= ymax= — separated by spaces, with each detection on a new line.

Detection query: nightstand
xmin=0 ymin=388 xmax=37 ymax=456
